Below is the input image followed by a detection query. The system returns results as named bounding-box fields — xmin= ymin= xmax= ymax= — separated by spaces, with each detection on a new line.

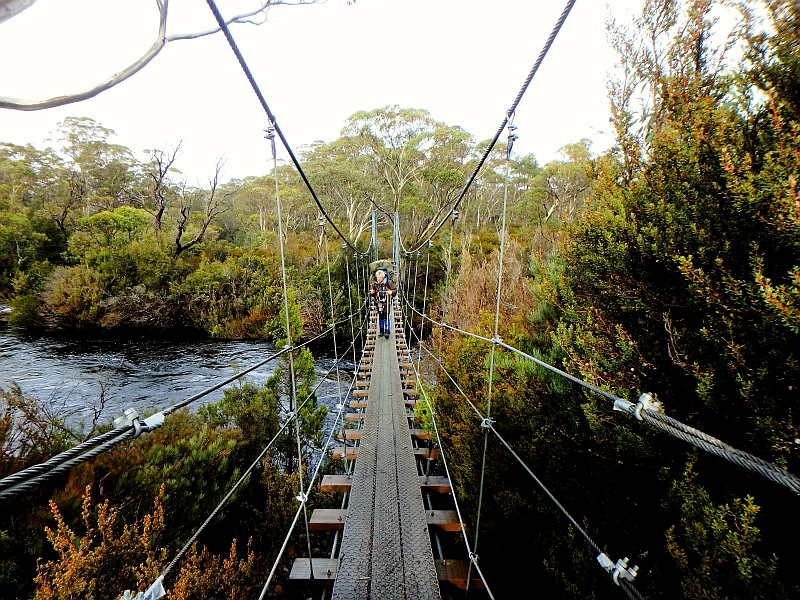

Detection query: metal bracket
xmin=113 ymin=408 xmax=139 ymax=430
xmin=634 ymin=392 xmax=662 ymax=421
xmin=613 ymin=557 xmax=639 ymax=585
xmin=480 ymin=417 xmax=494 ymax=429
xmin=597 ymin=553 xmax=638 ymax=586
xmin=295 ymin=492 xmax=308 ymax=504
xmin=142 ymin=412 xmax=165 ymax=434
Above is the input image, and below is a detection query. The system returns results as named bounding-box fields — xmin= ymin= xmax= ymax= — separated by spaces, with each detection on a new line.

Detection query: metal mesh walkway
xmin=331 ymin=302 xmax=441 ymax=600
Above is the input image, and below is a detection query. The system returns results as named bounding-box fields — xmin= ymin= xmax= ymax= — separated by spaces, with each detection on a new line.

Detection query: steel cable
xmin=405 ymin=297 xmax=800 ymax=494
xmin=405 ymin=331 xmax=496 ymax=599
xmin=0 ymin=309 xmax=367 ymax=500
xmin=406 ymin=325 xmax=647 ymax=599
xmin=257 ymin=335 xmax=368 ymax=597
xmin=406 ymin=0 xmax=578 ymax=253
xmin=203 ymin=0 xmax=368 ymax=256
xmin=152 ymin=333 xmax=362 ymax=590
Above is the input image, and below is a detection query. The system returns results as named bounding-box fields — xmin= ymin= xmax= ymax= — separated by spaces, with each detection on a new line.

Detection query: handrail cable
xmin=203 ymin=0 xmax=368 ymax=256
xmin=406 ymin=0 xmax=578 ymax=253
xmin=403 ymin=317 xmax=496 ymax=599
xmin=404 ymin=323 xmax=646 ymax=600
xmin=147 ymin=333 xmax=364 ymax=596
xmin=256 ymin=336 xmax=367 ymax=598
xmin=403 ymin=297 xmax=800 ymax=495
xmin=0 ymin=304 xmax=366 ymax=501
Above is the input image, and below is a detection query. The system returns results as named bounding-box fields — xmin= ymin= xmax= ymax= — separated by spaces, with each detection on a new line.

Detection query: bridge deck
xmin=331 ymin=303 xmax=441 ymax=600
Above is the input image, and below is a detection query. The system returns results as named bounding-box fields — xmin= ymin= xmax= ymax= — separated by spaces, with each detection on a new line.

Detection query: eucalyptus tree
xmin=302 ymin=137 xmax=380 ymax=244
xmin=56 ymin=117 xmax=138 ymax=212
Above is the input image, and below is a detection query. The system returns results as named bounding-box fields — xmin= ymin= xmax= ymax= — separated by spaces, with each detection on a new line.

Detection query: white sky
xmin=0 ymin=0 xmax=645 ymax=181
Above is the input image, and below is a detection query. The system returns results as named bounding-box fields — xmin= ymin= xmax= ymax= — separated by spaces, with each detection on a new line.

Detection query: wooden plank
xmin=320 ymin=475 xmax=353 ymax=493
xmin=409 ymin=429 xmax=430 ymax=440
xmin=356 ymin=381 xmax=370 ymax=388
xmin=333 ymin=446 xmax=432 ymax=460
xmin=352 ymin=390 xmax=369 ymax=397
xmin=338 ymin=429 xmax=361 ymax=440
xmin=420 ymin=476 xmax=451 ymax=493
xmin=426 ymin=510 xmax=461 ymax=532
xmin=289 ymin=558 xmax=339 ymax=581
xmin=350 ymin=400 xmax=367 ymax=409
xmin=319 ymin=475 xmax=448 ymax=494
xmin=309 ymin=509 xmax=347 ymax=531
xmin=345 ymin=413 xmax=364 ymax=423
xmin=403 ymin=390 xmax=419 ymax=397
xmin=414 ymin=447 xmax=440 ymax=460
xmin=332 ymin=446 xmax=358 ymax=460
xmin=434 ymin=559 xmax=484 ymax=590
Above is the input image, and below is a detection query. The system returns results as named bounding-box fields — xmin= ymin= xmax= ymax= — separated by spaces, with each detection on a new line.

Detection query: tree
xmin=174 ymin=160 xmax=234 ymax=257
xmin=136 ymin=143 xmax=182 ymax=233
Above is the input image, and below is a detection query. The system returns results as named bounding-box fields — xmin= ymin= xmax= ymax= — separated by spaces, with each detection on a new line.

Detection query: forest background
xmin=1 ymin=0 xmax=799 ymax=598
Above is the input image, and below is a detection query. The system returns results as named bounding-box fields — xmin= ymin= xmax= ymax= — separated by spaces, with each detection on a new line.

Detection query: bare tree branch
xmin=0 ymin=0 xmax=169 ymax=111
xmin=0 ymin=0 xmax=319 ymax=111
xmin=0 ymin=0 xmax=37 ymax=25
xmin=174 ymin=158 xmax=235 ymax=256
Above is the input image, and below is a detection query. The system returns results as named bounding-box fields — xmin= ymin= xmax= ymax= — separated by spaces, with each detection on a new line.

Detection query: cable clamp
xmin=113 ymin=408 xmax=139 ymax=430
xmin=469 ymin=551 xmax=479 ymax=563
xmin=597 ymin=554 xmax=638 ymax=586
xmin=480 ymin=417 xmax=494 ymax=429
xmin=286 ymin=410 xmax=297 ymax=420
xmin=335 ymin=403 xmax=344 ymax=410
xmin=295 ymin=492 xmax=308 ymax=504
xmin=634 ymin=393 xmax=662 ymax=421
xmin=142 ymin=412 xmax=165 ymax=433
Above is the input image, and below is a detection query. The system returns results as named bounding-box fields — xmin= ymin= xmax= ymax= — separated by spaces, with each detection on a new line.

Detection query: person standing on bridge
xmin=370 ymin=268 xmax=396 ymax=339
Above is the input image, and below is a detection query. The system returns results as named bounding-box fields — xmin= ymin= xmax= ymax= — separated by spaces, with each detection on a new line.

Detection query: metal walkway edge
xmin=331 ymin=300 xmax=441 ymax=600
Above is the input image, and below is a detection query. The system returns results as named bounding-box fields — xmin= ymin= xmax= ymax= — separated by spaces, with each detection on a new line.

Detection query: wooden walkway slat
xmin=290 ymin=558 xmax=339 ymax=581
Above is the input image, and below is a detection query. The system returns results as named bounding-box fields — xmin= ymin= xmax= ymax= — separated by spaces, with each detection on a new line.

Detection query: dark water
xmin=0 ymin=311 xmax=356 ymax=435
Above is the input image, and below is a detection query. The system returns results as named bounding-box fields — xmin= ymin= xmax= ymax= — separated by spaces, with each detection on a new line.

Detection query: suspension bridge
xmin=2 ymin=0 xmax=799 ymax=598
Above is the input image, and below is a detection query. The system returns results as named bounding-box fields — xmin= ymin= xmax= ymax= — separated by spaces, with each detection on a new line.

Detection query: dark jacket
xmin=370 ymin=278 xmax=396 ymax=300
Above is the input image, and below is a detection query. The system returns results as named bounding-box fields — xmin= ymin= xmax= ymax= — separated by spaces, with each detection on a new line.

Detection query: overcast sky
xmin=0 ymin=0 xmax=645 ymax=182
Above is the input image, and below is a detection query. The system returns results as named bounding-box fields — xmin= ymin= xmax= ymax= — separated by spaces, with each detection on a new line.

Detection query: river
xmin=0 ymin=310 xmax=357 ymax=436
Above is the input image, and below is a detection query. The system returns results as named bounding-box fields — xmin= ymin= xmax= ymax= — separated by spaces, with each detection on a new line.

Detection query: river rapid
xmin=0 ymin=309 xmax=357 ymax=436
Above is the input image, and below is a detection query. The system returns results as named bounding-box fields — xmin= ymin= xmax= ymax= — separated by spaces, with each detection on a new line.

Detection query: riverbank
xmin=0 ymin=318 xmax=356 ymax=434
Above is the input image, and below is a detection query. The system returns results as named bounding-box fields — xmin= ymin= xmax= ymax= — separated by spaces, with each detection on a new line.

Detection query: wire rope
xmin=406 ymin=0 xmax=578 ymax=253
xmin=203 ymin=0 xmax=367 ymax=256
xmin=405 ymin=331 xmax=496 ymax=599
xmin=147 ymin=333 xmax=362 ymax=595
xmin=257 ymin=335 xmax=368 ymax=598
xmin=405 ymin=324 xmax=646 ymax=599
xmin=266 ymin=125 xmax=316 ymax=580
